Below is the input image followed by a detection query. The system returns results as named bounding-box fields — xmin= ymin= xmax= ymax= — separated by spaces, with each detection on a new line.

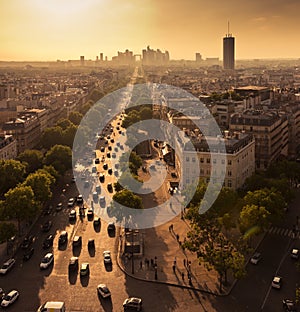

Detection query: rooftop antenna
xmin=227 ymin=21 xmax=230 ymax=37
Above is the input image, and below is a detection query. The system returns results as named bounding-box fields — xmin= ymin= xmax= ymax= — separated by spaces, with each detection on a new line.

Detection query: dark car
xmin=88 ymin=239 xmax=95 ymax=249
xmin=58 ymin=231 xmax=68 ymax=246
xmin=77 ymin=194 xmax=83 ymax=204
xmin=72 ymin=236 xmax=82 ymax=248
xmin=100 ymin=147 xmax=105 ymax=152
xmin=23 ymin=247 xmax=34 ymax=261
xmin=106 ymin=152 xmax=111 ymax=158
xmin=107 ymin=222 xmax=115 ymax=233
xmin=103 ymin=163 xmax=108 ymax=170
xmin=43 ymin=234 xmax=54 ymax=249
xmin=283 ymin=299 xmax=297 ymax=311
xmin=93 ymin=217 xmax=101 ymax=226
xmin=107 ymin=183 xmax=113 ymax=192
xmin=99 ymin=174 xmax=105 ymax=183
xmin=56 ymin=202 xmax=63 ymax=211
xmin=68 ymin=256 xmax=79 ymax=272
xmin=95 ymin=158 xmax=100 ymax=164
xmin=123 ymin=297 xmax=142 ymax=311
xmin=87 ymin=209 xmax=94 ymax=221
xmin=20 ymin=235 xmax=34 ymax=249
xmin=42 ymin=221 xmax=52 ymax=232
xmin=108 ymin=145 xmax=112 ymax=151
xmin=171 ymin=172 xmax=177 ymax=178
xmin=108 ymin=168 xmax=113 ymax=175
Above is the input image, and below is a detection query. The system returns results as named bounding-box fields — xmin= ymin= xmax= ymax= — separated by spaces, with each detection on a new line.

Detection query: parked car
xmin=103 ymin=251 xmax=112 ymax=264
xmin=68 ymin=257 xmax=79 ymax=272
xmin=40 ymin=253 xmax=54 ymax=269
xmin=58 ymin=231 xmax=68 ymax=246
xmin=103 ymin=163 xmax=108 ymax=170
xmin=20 ymin=235 xmax=34 ymax=249
xmin=250 ymin=252 xmax=261 ymax=265
xmin=0 ymin=259 xmax=16 ymax=274
xmin=100 ymin=196 xmax=105 ymax=205
xmin=97 ymin=284 xmax=111 ymax=298
xmin=272 ymin=276 xmax=282 ymax=289
xmin=23 ymin=247 xmax=34 ymax=261
xmin=100 ymin=147 xmax=105 ymax=152
xmin=68 ymin=198 xmax=75 ymax=207
xmin=72 ymin=236 xmax=82 ymax=248
xmin=42 ymin=221 xmax=52 ymax=232
xmin=123 ymin=297 xmax=142 ymax=311
xmin=95 ymin=158 xmax=100 ymax=164
xmin=96 ymin=185 xmax=101 ymax=193
xmin=1 ymin=290 xmax=19 ymax=308
xmin=108 ymin=168 xmax=113 ymax=175
xmin=80 ymin=263 xmax=90 ymax=276
xmin=92 ymin=191 xmax=98 ymax=201
xmin=69 ymin=209 xmax=76 ymax=221
xmin=282 ymin=299 xmax=297 ymax=311
xmin=43 ymin=234 xmax=54 ymax=249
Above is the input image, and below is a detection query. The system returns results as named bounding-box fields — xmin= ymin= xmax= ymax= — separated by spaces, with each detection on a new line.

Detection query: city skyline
xmin=1 ymin=0 xmax=300 ymax=61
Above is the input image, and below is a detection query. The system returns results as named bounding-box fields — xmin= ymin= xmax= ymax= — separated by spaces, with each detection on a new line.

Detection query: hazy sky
xmin=0 ymin=0 xmax=299 ymax=61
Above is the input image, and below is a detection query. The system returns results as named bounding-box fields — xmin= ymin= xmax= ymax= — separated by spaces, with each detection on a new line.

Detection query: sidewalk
xmin=117 ymin=213 xmax=236 ymax=296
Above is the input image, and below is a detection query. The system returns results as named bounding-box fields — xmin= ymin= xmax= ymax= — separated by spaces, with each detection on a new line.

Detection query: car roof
xmin=273 ymin=276 xmax=281 ymax=282
xmin=7 ymin=290 xmax=18 ymax=296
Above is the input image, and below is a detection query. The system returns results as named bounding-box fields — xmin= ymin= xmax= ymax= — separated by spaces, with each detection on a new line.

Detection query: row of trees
xmin=183 ymin=160 xmax=299 ymax=290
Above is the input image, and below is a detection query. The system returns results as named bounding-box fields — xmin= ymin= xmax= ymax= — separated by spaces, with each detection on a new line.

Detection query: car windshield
xmin=42 ymin=257 xmax=50 ymax=263
xmin=2 ymin=264 xmax=8 ymax=269
xmin=3 ymin=294 xmax=12 ymax=301
xmin=102 ymin=287 xmax=109 ymax=293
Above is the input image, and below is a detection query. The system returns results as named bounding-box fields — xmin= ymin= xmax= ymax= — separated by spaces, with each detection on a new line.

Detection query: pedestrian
xmin=181 ymin=272 xmax=185 ymax=281
xmin=176 ymin=234 xmax=179 ymax=241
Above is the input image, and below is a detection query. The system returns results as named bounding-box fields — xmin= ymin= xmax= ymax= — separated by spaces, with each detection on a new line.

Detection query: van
xmin=37 ymin=301 xmax=66 ymax=312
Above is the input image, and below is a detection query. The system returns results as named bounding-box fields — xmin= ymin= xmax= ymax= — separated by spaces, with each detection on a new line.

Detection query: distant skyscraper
xmin=195 ymin=53 xmax=202 ymax=62
xmin=223 ymin=22 xmax=235 ymax=70
xmin=80 ymin=56 xmax=84 ymax=66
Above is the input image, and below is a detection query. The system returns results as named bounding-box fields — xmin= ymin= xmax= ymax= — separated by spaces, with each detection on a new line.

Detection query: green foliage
xmin=239 ymin=204 xmax=270 ymax=235
xmin=23 ymin=172 xmax=52 ymax=204
xmin=16 ymin=149 xmax=43 ymax=174
xmin=68 ymin=111 xmax=83 ymax=125
xmin=56 ymin=118 xmax=73 ymax=130
xmin=41 ymin=126 xmax=63 ymax=149
xmin=0 ymin=222 xmax=17 ymax=243
xmin=119 ymin=151 xmax=142 ymax=175
xmin=0 ymin=159 xmax=27 ymax=196
xmin=38 ymin=165 xmax=59 ymax=182
xmin=62 ymin=123 xmax=77 ymax=148
xmin=112 ymin=189 xmax=143 ymax=210
xmin=44 ymin=145 xmax=72 ymax=175
xmin=4 ymin=185 xmax=39 ymax=231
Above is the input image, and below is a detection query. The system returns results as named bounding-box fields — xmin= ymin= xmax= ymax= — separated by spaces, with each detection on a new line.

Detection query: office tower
xmin=223 ymin=22 xmax=235 ymax=70
xmin=100 ymin=53 xmax=103 ymax=61
xmin=195 ymin=53 xmax=202 ymax=62
xmin=80 ymin=56 xmax=84 ymax=66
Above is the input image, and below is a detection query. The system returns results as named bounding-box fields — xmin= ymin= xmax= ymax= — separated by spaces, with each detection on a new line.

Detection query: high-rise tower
xmin=223 ymin=22 xmax=235 ymax=70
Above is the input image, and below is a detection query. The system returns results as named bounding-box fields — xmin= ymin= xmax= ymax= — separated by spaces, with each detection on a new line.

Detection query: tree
xmin=239 ymin=204 xmax=270 ymax=236
xmin=119 ymin=151 xmax=142 ymax=175
xmin=113 ymin=189 xmax=143 ymax=209
xmin=69 ymin=111 xmax=83 ymax=125
xmin=16 ymin=149 xmax=43 ymax=174
xmin=62 ymin=123 xmax=77 ymax=148
xmin=44 ymin=145 xmax=72 ymax=175
xmin=38 ymin=165 xmax=59 ymax=182
xmin=23 ymin=172 xmax=52 ymax=204
xmin=243 ymin=188 xmax=286 ymax=224
xmin=0 ymin=222 xmax=17 ymax=243
xmin=56 ymin=118 xmax=73 ymax=130
xmin=4 ymin=185 xmax=38 ymax=233
xmin=139 ymin=107 xmax=153 ymax=120
xmin=0 ymin=159 xmax=27 ymax=196
xmin=41 ymin=126 xmax=63 ymax=149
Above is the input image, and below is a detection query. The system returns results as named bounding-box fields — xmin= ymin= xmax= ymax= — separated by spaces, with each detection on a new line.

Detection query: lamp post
xmin=131 ymin=230 xmax=134 ymax=274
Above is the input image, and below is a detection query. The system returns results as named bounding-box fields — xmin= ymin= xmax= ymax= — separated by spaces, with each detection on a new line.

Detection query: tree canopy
xmin=16 ymin=149 xmax=43 ymax=174
xmin=44 ymin=144 xmax=72 ymax=175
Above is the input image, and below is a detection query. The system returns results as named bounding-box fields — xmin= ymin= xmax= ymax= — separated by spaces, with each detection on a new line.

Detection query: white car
xmin=272 ymin=276 xmax=282 ymax=289
xmin=97 ymin=284 xmax=111 ymax=298
xmin=291 ymin=248 xmax=299 ymax=259
xmin=123 ymin=297 xmax=142 ymax=311
xmin=0 ymin=258 xmax=15 ymax=274
xmin=68 ymin=198 xmax=75 ymax=207
xmin=40 ymin=253 xmax=54 ymax=269
xmin=1 ymin=290 xmax=19 ymax=307
xmin=103 ymin=251 xmax=112 ymax=264
xmin=250 ymin=252 xmax=261 ymax=265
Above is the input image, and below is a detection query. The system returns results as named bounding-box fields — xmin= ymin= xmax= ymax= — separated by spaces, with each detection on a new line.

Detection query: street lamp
xmin=131 ymin=230 xmax=134 ymax=274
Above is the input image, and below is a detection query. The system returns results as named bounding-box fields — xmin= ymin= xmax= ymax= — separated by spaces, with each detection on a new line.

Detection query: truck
xmin=37 ymin=301 xmax=66 ymax=312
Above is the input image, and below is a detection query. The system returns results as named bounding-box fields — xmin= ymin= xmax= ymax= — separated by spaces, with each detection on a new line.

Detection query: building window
xmin=186 ymin=157 xmax=190 ymax=162
xmin=228 ymin=180 xmax=232 ymax=187
xmin=200 ymin=168 xmax=204 ymax=175
xmin=206 ymin=158 xmax=210 ymax=164
xmin=228 ymin=160 xmax=232 ymax=165
xmin=200 ymin=157 xmax=204 ymax=163
xmin=221 ymin=159 xmax=225 ymax=165
xmin=213 ymin=158 xmax=217 ymax=164
xmin=186 ymin=179 xmax=190 ymax=184
xmin=228 ymin=170 xmax=232 ymax=177
xmin=192 ymin=157 xmax=196 ymax=163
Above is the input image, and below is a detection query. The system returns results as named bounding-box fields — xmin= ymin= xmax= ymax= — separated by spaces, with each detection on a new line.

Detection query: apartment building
xmin=229 ymin=110 xmax=288 ymax=170
xmin=0 ymin=134 xmax=17 ymax=160
xmin=175 ymin=130 xmax=255 ymax=190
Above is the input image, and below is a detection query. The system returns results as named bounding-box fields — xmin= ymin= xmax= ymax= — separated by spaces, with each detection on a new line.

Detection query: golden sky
xmin=0 ymin=0 xmax=299 ymax=61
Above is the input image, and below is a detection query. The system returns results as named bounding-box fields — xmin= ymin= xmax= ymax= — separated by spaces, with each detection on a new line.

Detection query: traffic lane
xmin=212 ymin=233 xmax=290 ymax=312
xmin=262 ymin=239 xmax=300 ymax=312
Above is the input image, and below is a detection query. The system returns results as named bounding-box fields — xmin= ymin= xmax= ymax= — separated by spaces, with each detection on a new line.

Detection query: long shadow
xmin=104 ymin=263 xmax=113 ymax=272
xmin=93 ymin=223 xmax=101 ymax=233
xmin=88 ymin=247 xmax=96 ymax=258
xmin=72 ymin=246 xmax=82 ymax=257
xmin=97 ymin=295 xmax=113 ymax=312
xmin=80 ymin=274 xmax=90 ymax=287
xmin=68 ymin=270 xmax=78 ymax=285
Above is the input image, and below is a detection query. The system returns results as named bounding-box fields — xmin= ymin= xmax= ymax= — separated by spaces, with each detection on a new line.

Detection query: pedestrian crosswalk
xmin=268 ymin=226 xmax=300 ymax=238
